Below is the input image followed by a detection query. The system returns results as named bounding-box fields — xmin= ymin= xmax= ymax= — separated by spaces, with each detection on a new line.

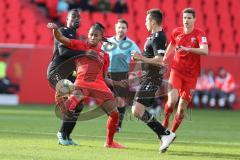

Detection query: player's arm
xmin=177 ymin=44 xmax=208 ymax=55
xmin=47 ymin=23 xmax=71 ymax=46
xmin=132 ymin=52 xmax=163 ymax=67
xmin=102 ymin=53 xmax=128 ymax=87
xmin=104 ymin=73 xmax=128 ymax=87
xmin=163 ymin=42 xmax=176 ymax=64
xmin=177 ymin=34 xmax=209 ymax=55
xmin=58 ymin=46 xmax=86 ymax=58
xmin=48 ymin=23 xmax=88 ymax=51
xmin=57 ymin=28 xmax=86 ymax=58
xmin=132 ymin=35 xmax=166 ymax=67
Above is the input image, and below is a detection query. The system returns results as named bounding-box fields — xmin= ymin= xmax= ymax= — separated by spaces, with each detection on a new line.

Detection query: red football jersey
xmin=68 ymin=39 xmax=110 ymax=89
xmin=171 ymin=27 xmax=208 ymax=77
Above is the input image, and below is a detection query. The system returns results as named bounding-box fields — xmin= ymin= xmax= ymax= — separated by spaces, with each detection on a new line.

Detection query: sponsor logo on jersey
xmin=202 ymin=37 xmax=207 ymax=43
xmin=191 ymin=37 xmax=196 ymax=43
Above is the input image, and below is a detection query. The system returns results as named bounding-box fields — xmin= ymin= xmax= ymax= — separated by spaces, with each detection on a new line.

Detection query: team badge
xmin=202 ymin=37 xmax=207 ymax=43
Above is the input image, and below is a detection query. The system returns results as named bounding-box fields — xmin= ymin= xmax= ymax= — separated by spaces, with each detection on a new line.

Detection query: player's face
xmin=67 ymin=11 xmax=80 ymax=29
xmin=88 ymin=28 xmax=102 ymax=46
xmin=115 ymin=22 xmax=128 ymax=38
xmin=145 ymin=14 xmax=152 ymax=32
xmin=183 ymin=13 xmax=195 ymax=29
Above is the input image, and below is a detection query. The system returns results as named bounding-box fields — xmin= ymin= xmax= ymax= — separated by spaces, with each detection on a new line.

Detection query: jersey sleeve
xmin=196 ymin=30 xmax=208 ymax=45
xmin=69 ymin=39 xmax=89 ymax=51
xmin=170 ymin=29 xmax=177 ymax=45
xmin=103 ymin=53 xmax=110 ymax=73
xmin=152 ymin=34 xmax=166 ymax=56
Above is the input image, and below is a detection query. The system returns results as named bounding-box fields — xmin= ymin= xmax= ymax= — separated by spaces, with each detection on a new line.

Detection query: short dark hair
xmin=116 ymin=19 xmax=128 ymax=28
xmin=67 ymin=9 xmax=80 ymax=18
xmin=183 ymin=8 xmax=196 ymax=18
xmin=69 ymin=9 xmax=80 ymax=13
xmin=147 ymin=9 xmax=163 ymax=25
xmin=90 ymin=22 xmax=105 ymax=34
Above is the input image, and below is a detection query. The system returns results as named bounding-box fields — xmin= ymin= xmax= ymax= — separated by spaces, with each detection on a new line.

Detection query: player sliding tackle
xmin=47 ymin=22 xmax=128 ymax=148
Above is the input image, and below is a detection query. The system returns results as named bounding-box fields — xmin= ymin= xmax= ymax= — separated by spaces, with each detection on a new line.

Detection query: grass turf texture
xmin=0 ymin=105 xmax=240 ymax=160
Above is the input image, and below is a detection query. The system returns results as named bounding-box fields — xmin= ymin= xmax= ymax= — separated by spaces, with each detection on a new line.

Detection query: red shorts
xmin=169 ymin=69 xmax=197 ymax=102
xmin=74 ymin=79 xmax=114 ymax=106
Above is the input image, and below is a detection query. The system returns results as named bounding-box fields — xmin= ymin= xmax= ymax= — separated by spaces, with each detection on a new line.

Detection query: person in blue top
xmin=102 ymin=19 xmax=140 ymax=131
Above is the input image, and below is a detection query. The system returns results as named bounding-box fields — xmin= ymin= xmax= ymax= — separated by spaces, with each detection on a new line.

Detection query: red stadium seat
xmin=46 ymin=0 xmax=58 ymax=19
xmin=78 ymin=19 xmax=92 ymax=36
xmin=34 ymin=0 xmax=46 ymax=5
xmin=120 ymin=13 xmax=133 ymax=24
xmin=59 ymin=11 xmax=68 ymax=25
xmin=174 ymin=0 xmax=189 ymax=14
xmin=146 ymin=0 xmax=160 ymax=10
xmin=81 ymin=11 xmax=92 ymax=21
xmin=91 ymin=12 xmax=106 ymax=25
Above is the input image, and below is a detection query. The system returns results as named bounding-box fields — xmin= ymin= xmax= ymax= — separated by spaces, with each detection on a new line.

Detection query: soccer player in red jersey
xmin=162 ymin=8 xmax=209 ymax=132
xmin=47 ymin=22 xmax=126 ymax=149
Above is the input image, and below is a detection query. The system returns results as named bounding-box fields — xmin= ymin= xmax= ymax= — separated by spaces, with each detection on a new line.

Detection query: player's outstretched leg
xmin=58 ymin=104 xmax=84 ymax=146
xmin=132 ymin=102 xmax=176 ymax=152
xmin=56 ymin=89 xmax=83 ymax=115
xmin=102 ymin=100 xmax=126 ymax=149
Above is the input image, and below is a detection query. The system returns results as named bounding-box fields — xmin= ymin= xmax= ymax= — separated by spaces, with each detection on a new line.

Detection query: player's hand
xmin=131 ymin=50 xmax=142 ymax=61
xmin=176 ymin=45 xmax=190 ymax=52
xmin=162 ymin=56 xmax=168 ymax=66
xmin=47 ymin=23 xmax=58 ymax=30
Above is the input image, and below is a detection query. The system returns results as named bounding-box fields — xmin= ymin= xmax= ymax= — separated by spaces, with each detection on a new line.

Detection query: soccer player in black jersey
xmin=47 ymin=9 xmax=83 ymax=146
xmin=131 ymin=9 xmax=176 ymax=153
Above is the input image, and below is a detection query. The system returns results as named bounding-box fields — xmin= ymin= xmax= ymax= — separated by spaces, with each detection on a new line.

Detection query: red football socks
xmin=162 ymin=104 xmax=174 ymax=128
xmin=64 ymin=95 xmax=79 ymax=111
xmin=106 ymin=110 xmax=119 ymax=145
xmin=171 ymin=113 xmax=184 ymax=132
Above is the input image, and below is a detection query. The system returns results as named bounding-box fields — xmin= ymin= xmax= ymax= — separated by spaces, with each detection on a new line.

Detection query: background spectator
xmin=57 ymin=0 xmax=69 ymax=14
xmin=97 ymin=0 xmax=111 ymax=13
xmin=214 ymin=67 xmax=236 ymax=108
xmin=193 ymin=69 xmax=215 ymax=108
xmin=113 ymin=0 xmax=128 ymax=14
xmin=65 ymin=0 xmax=81 ymax=10
xmin=0 ymin=53 xmax=19 ymax=94
xmin=79 ymin=0 xmax=96 ymax=12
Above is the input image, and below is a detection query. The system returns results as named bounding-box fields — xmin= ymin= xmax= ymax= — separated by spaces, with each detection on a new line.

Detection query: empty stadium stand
xmin=0 ymin=0 xmax=239 ymax=55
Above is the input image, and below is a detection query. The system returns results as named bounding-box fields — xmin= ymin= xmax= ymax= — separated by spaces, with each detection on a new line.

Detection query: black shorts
xmin=108 ymin=72 xmax=129 ymax=97
xmin=134 ymin=77 xmax=163 ymax=107
xmin=47 ymin=62 xmax=75 ymax=89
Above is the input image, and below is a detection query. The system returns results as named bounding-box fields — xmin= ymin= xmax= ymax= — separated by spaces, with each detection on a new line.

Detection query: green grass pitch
xmin=0 ymin=105 xmax=240 ymax=160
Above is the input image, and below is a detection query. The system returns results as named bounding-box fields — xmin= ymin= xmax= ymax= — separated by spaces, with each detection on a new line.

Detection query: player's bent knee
xmin=131 ymin=105 xmax=144 ymax=118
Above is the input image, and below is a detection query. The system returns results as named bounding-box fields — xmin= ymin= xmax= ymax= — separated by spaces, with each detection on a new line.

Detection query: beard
xmin=72 ymin=21 xmax=80 ymax=29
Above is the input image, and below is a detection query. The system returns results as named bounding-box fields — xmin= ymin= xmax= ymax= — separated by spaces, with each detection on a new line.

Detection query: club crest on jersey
xmin=191 ymin=37 xmax=196 ymax=43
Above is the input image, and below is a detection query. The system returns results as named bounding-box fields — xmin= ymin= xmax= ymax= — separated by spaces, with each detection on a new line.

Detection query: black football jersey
xmin=142 ymin=30 xmax=167 ymax=78
xmin=49 ymin=27 xmax=77 ymax=74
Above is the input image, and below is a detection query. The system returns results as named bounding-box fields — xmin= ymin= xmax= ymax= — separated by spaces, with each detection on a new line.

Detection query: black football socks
xmin=140 ymin=110 xmax=169 ymax=139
